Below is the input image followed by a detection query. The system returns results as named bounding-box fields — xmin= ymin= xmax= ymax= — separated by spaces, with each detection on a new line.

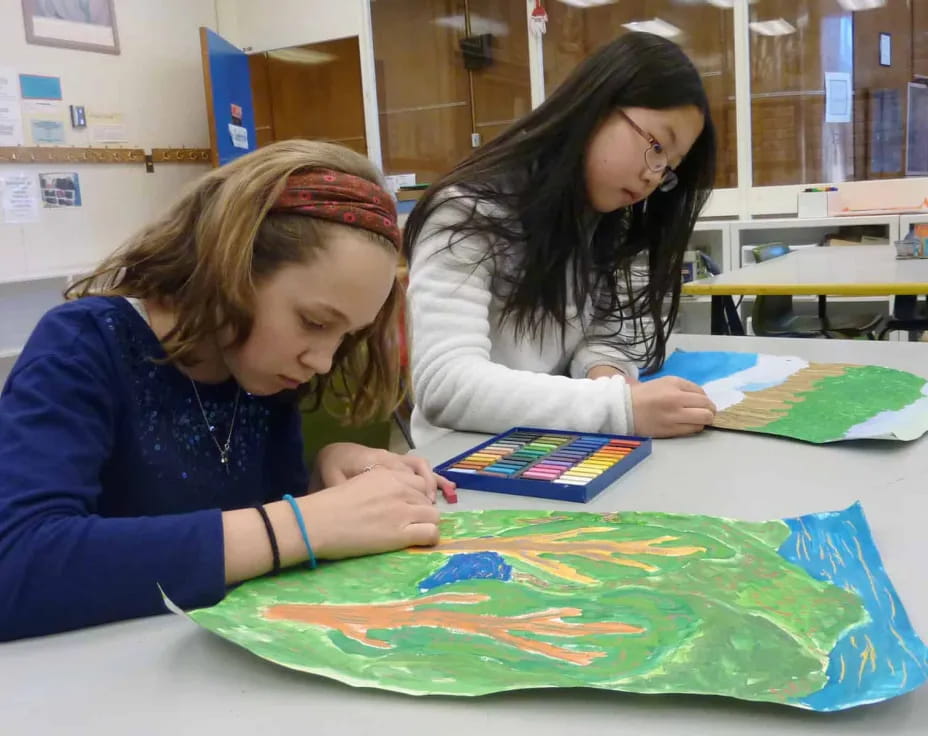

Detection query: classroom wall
xmin=0 ymin=0 xmax=217 ymax=280
xmin=0 ymin=0 xmax=220 ymax=385
xmin=216 ymin=0 xmax=362 ymax=53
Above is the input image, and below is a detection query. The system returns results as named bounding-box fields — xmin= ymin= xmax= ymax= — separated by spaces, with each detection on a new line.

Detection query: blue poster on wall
xmin=202 ymin=28 xmax=256 ymax=166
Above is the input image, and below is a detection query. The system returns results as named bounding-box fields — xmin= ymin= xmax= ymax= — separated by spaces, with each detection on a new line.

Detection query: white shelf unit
xmin=676 ymin=220 xmax=733 ymax=334
xmin=675 ymin=214 xmax=928 ymax=335
xmin=732 ymin=215 xmax=900 ymax=266
xmin=900 ymin=212 xmax=928 ymax=234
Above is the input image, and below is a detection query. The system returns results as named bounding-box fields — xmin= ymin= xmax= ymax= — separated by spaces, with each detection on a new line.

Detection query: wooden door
xmin=247 ymin=37 xmax=367 ymax=155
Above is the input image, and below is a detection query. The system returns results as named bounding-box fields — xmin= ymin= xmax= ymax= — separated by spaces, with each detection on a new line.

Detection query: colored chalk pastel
xmin=484 ymin=465 xmax=518 ymax=474
xmin=563 ymin=471 xmax=599 ymax=479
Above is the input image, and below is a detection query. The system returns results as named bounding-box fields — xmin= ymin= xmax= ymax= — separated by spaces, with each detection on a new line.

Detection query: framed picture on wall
xmin=21 ymin=0 xmax=120 ymax=55
xmin=879 ymin=33 xmax=892 ymax=67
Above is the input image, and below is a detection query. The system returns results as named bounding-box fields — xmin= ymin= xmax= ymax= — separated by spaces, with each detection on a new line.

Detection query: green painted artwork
xmin=170 ymin=504 xmax=928 ymax=710
xmin=644 ymin=351 xmax=928 ymax=443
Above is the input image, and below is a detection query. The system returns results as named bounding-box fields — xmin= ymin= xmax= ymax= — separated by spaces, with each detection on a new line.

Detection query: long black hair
xmin=403 ymin=32 xmax=716 ymax=373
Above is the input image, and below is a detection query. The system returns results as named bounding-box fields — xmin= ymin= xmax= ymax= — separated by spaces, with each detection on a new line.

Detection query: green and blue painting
xmin=171 ymin=504 xmax=927 ymax=710
xmin=643 ymin=350 xmax=928 ymax=443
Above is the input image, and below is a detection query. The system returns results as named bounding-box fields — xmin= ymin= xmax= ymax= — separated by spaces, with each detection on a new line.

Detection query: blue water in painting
xmin=642 ymin=350 xmax=758 ymax=386
xmin=779 ymin=503 xmax=928 ymax=710
xmin=419 ymin=552 xmax=512 ymax=592
xmin=739 ymin=381 xmax=784 ymax=392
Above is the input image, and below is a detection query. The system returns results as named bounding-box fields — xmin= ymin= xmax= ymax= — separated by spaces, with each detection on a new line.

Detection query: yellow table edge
xmin=683 ymin=281 xmax=928 ymax=297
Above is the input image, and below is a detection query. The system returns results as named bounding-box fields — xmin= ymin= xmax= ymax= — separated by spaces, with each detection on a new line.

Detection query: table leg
xmin=711 ymin=295 xmax=745 ymax=336
xmin=818 ymin=295 xmax=831 ymax=338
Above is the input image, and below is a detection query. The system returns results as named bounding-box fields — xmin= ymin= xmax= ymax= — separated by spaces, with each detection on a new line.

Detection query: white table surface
xmin=685 ymin=245 xmax=928 ymax=296
xmin=3 ymin=335 xmax=928 ymax=735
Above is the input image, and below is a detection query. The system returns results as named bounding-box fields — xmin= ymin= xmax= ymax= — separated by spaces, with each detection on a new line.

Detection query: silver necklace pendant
xmin=219 ymin=440 xmax=231 ymax=471
xmin=190 ymin=379 xmax=241 ymax=471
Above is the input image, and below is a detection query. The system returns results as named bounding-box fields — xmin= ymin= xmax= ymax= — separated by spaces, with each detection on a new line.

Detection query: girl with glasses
xmin=404 ymin=32 xmax=718 ymax=446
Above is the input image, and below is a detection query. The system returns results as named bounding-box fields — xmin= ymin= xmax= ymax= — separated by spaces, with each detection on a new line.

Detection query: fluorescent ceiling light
xmin=705 ymin=0 xmax=735 ymax=8
xmin=556 ymin=0 xmax=618 ymax=7
xmin=837 ymin=0 xmax=886 ymax=9
xmin=433 ymin=14 xmax=509 ymax=36
xmin=621 ymin=18 xmax=683 ymax=39
xmin=267 ymin=48 xmax=336 ymax=65
xmin=749 ymin=18 xmax=797 ymax=36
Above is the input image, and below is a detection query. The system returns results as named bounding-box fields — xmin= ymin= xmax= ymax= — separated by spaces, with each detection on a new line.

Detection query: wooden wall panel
xmin=915 ymin=2 xmax=928 ymax=78
xmin=468 ymin=0 xmax=531 ymax=144
xmin=372 ymin=0 xmax=472 ymax=182
xmin=749 ymin=0 xmax=845 ymax=185
xmin=852 ymin=0 xmax=912 ymax=180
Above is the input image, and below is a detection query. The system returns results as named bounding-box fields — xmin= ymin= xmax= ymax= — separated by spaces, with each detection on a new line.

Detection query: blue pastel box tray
xmin=433 ymin=426 xmax=652 ymax=503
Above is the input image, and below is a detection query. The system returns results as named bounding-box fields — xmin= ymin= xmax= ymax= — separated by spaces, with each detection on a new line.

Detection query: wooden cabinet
xmin=371 ymin=0 xmax=530 ymax=183
xmin=249 ymin=37 xmax=367 ymax=155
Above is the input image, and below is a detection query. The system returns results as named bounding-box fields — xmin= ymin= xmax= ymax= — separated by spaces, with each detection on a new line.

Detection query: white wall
xmin=0 ymin=0 xmax=219 ymax=384
xmin=0 ymin=0 xmax=216 ymax=281
xmin=216 ymin=0 xmax=361 ymax=53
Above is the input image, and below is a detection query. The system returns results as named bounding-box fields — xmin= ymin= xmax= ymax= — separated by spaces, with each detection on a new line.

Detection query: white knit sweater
xmin=407 ymin=193 xmax=642 ymax=447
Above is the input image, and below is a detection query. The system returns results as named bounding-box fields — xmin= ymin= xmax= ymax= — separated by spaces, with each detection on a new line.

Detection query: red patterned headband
xmin=272 ymin=169 xmax=401 ymax=250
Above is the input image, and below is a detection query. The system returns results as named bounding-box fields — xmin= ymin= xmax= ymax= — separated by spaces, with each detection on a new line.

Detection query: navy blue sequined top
xmin=0 ymin=296 xmax=308 ymax=640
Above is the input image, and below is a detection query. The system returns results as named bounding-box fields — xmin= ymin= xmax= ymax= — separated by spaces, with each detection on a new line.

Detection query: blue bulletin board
xmin=202 ymin=28 xmax=257 ymax=166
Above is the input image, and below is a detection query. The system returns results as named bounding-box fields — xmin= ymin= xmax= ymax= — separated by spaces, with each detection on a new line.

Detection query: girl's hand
xmin=587 ymin=365 xmax=639 ymax=384
xmin=299 ymin=468 xmax=441 ymax=559
xmin=315 ymin=443 xmax=456 ymax=503
xmin=630 ymin=377 xmax=716 ymax=437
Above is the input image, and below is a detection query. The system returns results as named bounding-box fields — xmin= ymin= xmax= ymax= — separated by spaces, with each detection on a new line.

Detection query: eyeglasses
xmin=618 ymin=110 xmax=679 ymax=193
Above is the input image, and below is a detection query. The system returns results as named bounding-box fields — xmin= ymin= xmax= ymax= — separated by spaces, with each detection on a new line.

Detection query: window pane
xmin=468 ymin=0 xmax=532 ymax=144
xmin=750 ymin=0 xmax=927 ymax=185
xmin=372 ymin=1 xmax=531 ymax=183
xmin=372 ymin=0 xmax=472 ymax=182
xmin=543 ymin=2 xmax=737 ymax=189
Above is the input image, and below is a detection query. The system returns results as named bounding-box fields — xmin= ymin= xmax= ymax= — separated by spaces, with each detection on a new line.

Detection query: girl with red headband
xmin=0 ymin=140 xmax=452 ymax=641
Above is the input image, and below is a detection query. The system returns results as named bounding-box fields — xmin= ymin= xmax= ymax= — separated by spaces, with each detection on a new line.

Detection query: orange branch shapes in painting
xmin=408 ymin=527 xmax=708 ymax=584
xmin=264 ymin=592 xmax=644 ymax=666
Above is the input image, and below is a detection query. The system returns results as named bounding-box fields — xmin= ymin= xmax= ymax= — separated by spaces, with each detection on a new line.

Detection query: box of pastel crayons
xmin=433 ymin=427 xmax=652 ymax=503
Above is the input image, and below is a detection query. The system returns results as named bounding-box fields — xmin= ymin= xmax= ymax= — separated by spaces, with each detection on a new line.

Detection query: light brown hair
xmin=67 ymin=139 xmax=403 ymax=424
